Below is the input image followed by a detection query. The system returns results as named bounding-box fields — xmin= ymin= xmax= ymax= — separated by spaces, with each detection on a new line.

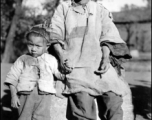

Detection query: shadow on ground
xmin=1 ymin=84 xmax=151 ymax=120
xmin=1 ymin=90 xmax=19 ymax=120
xmin=130 ymin=82 xmax=151 ymax=120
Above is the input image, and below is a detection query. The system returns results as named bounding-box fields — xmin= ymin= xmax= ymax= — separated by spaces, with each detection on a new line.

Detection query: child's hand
xmin=95 ymin=57 xmax=110 ymax=74
xmin=11 ymin=95 xmax=20 ymax=109
xmin=9 ymin=85 xmax=20 ymax=109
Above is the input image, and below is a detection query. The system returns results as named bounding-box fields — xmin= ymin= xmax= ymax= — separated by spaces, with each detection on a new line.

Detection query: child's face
xmin=27 ymin=36 xmax=48 ymax=58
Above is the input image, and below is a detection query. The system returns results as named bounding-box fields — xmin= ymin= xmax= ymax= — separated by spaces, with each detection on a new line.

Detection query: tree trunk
xmin=125 ymin=24 xmax=134 ymax=49
xmin=2 ymin=0 xmax=22 ymax=63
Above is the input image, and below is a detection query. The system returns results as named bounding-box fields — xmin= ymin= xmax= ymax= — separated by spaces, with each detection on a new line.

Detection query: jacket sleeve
xmin=48 ymin=3 xmax=66 ymax=46
xmin=101 ymin=41 xmax=132 ymax=76
xmin=99 ymin=5 xmax=125 ymax=44
xmin=4 ymin=57 xmax=23 ymax=87
xmin=52 ymin=57 xmax=65 ymax=80
xmin=99 ymin=5 xmax=132 ymax=76
xmin=101 ymin=42 xmax=132 ymax=58
xmin=52 ymin=57 xmax=66 ymax=98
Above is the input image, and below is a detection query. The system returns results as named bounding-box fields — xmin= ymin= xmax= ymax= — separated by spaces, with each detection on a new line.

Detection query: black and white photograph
xmin=1 ymin=0 xmax=151 ymax=120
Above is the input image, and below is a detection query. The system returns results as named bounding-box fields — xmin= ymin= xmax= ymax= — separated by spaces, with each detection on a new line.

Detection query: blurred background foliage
xmin=0 ymin=0 xmax=151 ymax=63
xmin=1 ymin=0 xmax=60 ymax=63
xmin=113 ymin=0 xmax=151 ymax=52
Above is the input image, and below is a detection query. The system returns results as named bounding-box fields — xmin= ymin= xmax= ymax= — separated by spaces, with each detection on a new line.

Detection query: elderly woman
xmin=47 ymin=0 xmax=134 ymax=120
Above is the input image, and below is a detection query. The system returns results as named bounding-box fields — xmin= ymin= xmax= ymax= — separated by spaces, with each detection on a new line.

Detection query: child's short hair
xmin=26 ymin=25 xmax=50 ymax=45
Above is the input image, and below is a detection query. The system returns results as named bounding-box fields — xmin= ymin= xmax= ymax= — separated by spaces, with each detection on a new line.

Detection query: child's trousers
xmin=18 ymin=87 xmax=52 ymax=120
xmin=66 ymin=91 xmax=123 ymax=120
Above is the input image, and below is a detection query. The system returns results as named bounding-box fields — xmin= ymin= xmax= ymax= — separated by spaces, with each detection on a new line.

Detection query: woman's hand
xmin=95 ymin=45 xmax=110 ymax=74
xmin=59 ymin=57 xmax=73 ymax=74
xmin=53 ymin=43 xmax=73 ymax=74
xmin=95 ymin=57 xmax=110 ymax=74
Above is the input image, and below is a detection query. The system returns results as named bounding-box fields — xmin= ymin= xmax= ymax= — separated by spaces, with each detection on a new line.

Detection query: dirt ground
xmin=1 ymin=58 xmax=151 ymax=120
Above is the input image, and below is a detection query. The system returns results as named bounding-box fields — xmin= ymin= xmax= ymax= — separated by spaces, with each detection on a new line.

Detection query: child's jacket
xmin=48 ymin=0 xmax=131 ymax=96
xmin=5 ymin=53 xmax=62 ymax=94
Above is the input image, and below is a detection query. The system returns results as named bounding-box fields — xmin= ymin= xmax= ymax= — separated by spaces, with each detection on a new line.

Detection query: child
xmin=4 ymin=26 xmax=64 ymax=120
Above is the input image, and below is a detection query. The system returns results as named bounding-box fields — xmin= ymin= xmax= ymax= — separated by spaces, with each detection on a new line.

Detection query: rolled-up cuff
xmin=100 ymin=41 xmax=132 ymax=59
xmin=50 ymin=39 xmax=65 ymax=46
xmin=50 ymin=32 xmax=64 ymax=45
xmin=100 ymin=36 xmax=125 ymax=44
xmin=4 ymin=78 xmax=18 ymax=87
